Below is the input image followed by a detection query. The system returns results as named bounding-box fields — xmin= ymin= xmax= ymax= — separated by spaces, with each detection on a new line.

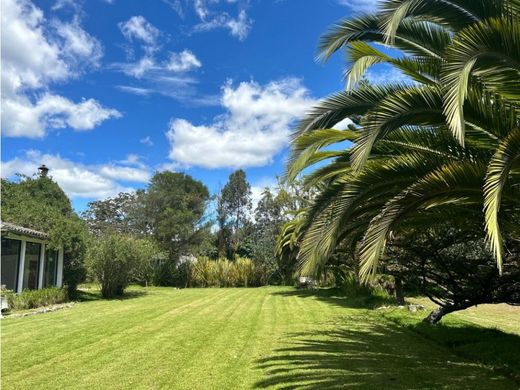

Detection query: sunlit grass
xmin=2 ymin=286 xmax=518 ymax=389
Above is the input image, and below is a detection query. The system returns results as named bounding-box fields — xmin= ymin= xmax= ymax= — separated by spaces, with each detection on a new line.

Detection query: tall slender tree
xmin=217 ymin=170 xmax=252 ymax=259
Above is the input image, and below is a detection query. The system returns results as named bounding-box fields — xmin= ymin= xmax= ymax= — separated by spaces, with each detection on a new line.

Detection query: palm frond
xmin=380 ymin=0 xmax=511 ymax=44
xmin=318 ymin=15 xmax=451 ymax=61
xmin=351 ymin=85 xmax=444 ymax=170
xmin=442 ymin=16 xmax=520 ymax=143
xmin=293 ymin=84 xmax=403 ymax=138
xmin=358 ymin=160 xmax=486 ymax=281
xmin=483 ymin=127 xmax=520 ymax=273
xmin=345 ymin=41 xmax=440 ymax=87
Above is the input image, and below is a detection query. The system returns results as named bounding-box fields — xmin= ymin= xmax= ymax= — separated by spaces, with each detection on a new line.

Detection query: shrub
xmin=130 ymin=239 xmax=165 ymax=287
xmin=188 ymin=257 xmax=258 ymax=287
xmin=2 ymin=287 xmax=68 ymax=311
xmin=87 ymin=234 xmax=159 ymax=298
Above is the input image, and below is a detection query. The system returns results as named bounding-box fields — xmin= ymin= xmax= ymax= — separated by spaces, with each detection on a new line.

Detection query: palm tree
xmin=286 ymin=0 xmax=520 ymax=281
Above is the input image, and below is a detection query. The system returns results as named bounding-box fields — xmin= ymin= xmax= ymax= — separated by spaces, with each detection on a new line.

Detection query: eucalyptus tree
xmin=286 ymin=0 xmax=520 ymax=289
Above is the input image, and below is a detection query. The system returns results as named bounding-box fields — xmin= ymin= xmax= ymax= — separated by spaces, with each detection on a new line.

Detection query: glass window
xmin=1 ymin=238 xmax=21 ymax=291
xmin=43 ymin=249 xmax=58 ymax=287
xmin=23 ymin=242 xmax=41 ymax=290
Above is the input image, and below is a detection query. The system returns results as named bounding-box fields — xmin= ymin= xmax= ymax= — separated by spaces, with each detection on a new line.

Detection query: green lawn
xmin=2 ymin=287 xmax=519 ymax=389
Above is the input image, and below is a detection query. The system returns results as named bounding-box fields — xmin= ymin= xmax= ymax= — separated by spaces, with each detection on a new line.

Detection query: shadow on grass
xmin=270 ymin=287 xmax=396 ymax=309
xmin=254 ymin=323 xmax=517 ymax=389
xmin=398 ymin=320 xmax=520 ymax=384
xmin=75 ymin=289 xmax=147 ymax=302
xmin=257 ymin=288 xmax=520 ymax=389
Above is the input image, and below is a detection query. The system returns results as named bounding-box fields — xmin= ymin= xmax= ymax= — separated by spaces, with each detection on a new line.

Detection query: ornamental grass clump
xmin=189 ymin=257 xmax=258 ymax=287
xmin=2 ymin=287 xmax=68 ymax=311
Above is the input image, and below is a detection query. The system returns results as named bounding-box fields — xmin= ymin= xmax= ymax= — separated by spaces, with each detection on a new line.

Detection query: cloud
xmin=365 ymin=67 xmax=413 ymax=85
xmin=53 ymin=19 xmax=103 ymax=67
xmin=117 ymin=56 xmax=157 ymax=78
xmin=98 ymin=165 xmax=151 ymax=183
xmin=114 ymin=50 xmax=201 ymax=78
xmin=140 ymin=136 xmax=154 ymax=146
xmin=2 ymin=94 xmax=121 ymax=138
xmin=194 ymin=8 xmax=252 ymax=41
xmin=116 ymin=85 xmax=154 ymax=96
xmin=166 ymin=50 xmax=202 ymax=72
xmin=1 ymin=150 xmax=151 ymax=199
xmin=166 ymin=78 xmax=315 ymax=169
xmin=1 ymin=0 xmax=119 ymax=138
xmin=118 ymin=16 xmax=160 ymax=52
xmin=114 ymin=60 xmax=215 ymax=106
xmin=333 ymin=117 xmax=354 ymax=130
xmin=337 ymin=0 xmax=381 ymax=13
xmin=187 ymin=0 xmax=252 ymax=41
xmin=250 ymin=177 xmax=277 ymax=212
xmin=114 ymin=16 xmax=206 ymax=103
xmin=115 ymin=70 xmax=215 ymax=105
xmin=163 ymin=0 xmax=184 ymax=17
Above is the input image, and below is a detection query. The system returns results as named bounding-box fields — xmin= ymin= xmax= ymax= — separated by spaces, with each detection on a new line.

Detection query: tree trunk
xmin=423 ymin=305 xmax=457 ymax=324
xmin=394 ymin=277 xmax=405 ymax=306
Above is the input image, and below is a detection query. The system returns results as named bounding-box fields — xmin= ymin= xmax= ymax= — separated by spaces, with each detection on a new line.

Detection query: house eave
xmin=0 ymin=221 xmax=49 ymax=241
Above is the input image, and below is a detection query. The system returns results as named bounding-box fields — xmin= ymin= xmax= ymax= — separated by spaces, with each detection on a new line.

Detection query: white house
xmin=1 ymin=221 xmax=63 ymax=293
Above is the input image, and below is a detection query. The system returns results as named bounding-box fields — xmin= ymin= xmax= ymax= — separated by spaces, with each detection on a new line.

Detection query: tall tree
xmin=145 ymin=171 xmax=210 ymax=259
xmin=251 ymin=188 xmax=284 ymax=283
xmin=82 ymin=191 xmax=148 ymax=236
xmin=218 ymin=169 xmax=252 ymax=258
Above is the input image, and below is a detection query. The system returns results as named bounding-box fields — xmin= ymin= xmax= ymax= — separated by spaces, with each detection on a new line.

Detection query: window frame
xmin=1 ymin=237 xmax=21 ymax=292
xmin=23 ymin=241 xmax=42 ymax=291
xmin=43 ymin=249 xmax=59 ymax=288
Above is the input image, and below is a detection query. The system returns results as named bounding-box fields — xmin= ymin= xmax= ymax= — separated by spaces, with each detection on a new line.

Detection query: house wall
xmin=1 ymin=234 xmax=63 ymax=293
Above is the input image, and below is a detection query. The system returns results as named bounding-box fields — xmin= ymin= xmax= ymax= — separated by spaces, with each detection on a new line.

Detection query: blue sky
xmin=2 ymin=0 xmax=392 ymax=211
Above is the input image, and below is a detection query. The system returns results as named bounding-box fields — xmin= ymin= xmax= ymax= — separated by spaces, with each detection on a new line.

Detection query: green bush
xmin=87 ymin=234 xmax=161 ymax=298
xmin=130 ymin=239 xmax=165 ymax=287
xmin=2 ymin=287 xmax=68 ymax=311
xmin=189 ymin=257 xmax=258 ymax=287
xmin=333 ymin=267 xmax=395 ymax=301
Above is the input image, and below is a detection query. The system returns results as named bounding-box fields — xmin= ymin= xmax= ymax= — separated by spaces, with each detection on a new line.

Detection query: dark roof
xmin=0 ymin=221 xmax=49 ymax=240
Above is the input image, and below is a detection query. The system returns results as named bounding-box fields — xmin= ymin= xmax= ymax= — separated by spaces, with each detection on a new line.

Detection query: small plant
xmin=2 ymin=287 xmax=68 ymax=311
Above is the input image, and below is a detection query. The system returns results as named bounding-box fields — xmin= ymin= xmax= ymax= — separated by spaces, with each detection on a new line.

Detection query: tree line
xmin=2 ymin=169 xmax=305 ymax=298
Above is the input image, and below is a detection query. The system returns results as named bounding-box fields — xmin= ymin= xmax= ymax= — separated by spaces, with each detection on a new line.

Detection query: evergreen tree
xmin=217 ymin=169 xmax=252 ymax=258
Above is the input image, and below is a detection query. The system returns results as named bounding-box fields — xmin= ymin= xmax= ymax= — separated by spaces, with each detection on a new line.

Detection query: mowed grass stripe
xmin=2 ymin=288 xmax=230 ymax=378
xmin=2 ymin=287 xmax=517 ymax=389
xmin=75 ymin=288 xmax=248 ymax=389
xmin=3 ymin=289 xmax=246 ymax=389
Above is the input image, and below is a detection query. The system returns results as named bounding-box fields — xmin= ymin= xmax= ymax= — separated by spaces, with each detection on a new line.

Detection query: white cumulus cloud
xmin=1 ymin=0 xmax=120 ymax=138
xmin=166 ymin=78 xmax=315 ymax=169
xmin=1 ymin=150 xmax=151 ymax=200
xmin=2 ymin=94 xmax=121 ymax=138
